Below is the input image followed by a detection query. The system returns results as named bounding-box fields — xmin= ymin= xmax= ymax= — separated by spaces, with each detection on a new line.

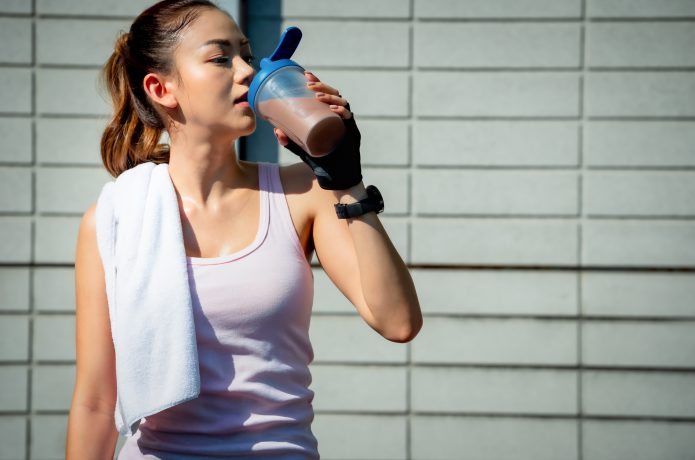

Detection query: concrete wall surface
xmin=1 ymin=0 xmax=694 ymax=459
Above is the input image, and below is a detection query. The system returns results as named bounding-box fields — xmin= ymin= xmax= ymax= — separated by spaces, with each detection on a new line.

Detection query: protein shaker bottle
xmin=247 ymin=26 xmax=346 ymax=158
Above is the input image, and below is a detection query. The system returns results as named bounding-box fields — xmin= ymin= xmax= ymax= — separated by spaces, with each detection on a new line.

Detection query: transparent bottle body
xmin=255 ymin=66 xmax=345 ymax=157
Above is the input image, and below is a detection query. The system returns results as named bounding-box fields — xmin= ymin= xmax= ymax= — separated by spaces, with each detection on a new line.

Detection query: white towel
xmin=95 ymin=161 xmax=200 ymax=437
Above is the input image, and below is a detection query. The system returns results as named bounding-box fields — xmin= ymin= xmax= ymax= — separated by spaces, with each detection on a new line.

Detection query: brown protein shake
xmin=258 ymin=97 xmax=345 ymax=157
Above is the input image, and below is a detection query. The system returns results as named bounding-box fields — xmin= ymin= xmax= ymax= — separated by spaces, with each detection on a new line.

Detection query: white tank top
xmin=117 ymin=162 xmax=319 ymax=459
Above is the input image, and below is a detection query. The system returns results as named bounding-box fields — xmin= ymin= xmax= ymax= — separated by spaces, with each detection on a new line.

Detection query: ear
xmin=143 ymin=73 xmax=178 ymax=109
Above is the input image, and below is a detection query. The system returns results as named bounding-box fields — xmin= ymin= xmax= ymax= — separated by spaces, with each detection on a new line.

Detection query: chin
xmin=243 ymin=116 xmax=256 ymax=130
xmin=236 ymin=119 xmax=256 ymax=137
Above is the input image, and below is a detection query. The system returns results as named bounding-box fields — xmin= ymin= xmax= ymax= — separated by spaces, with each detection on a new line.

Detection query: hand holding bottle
xmin=274 ymin=70 xmax=363 ymax=191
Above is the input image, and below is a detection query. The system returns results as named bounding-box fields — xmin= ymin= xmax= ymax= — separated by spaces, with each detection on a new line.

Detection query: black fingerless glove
xmin=281 ymin=103 xmax=362 ymax=191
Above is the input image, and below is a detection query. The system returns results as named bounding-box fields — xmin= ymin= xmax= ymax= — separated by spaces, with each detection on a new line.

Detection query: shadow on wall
xmin=243 ymin=0 xmax=282 ymax=163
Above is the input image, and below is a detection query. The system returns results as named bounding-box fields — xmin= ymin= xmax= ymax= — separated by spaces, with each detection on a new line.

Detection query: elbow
xmin=384 ymin=313 xmax=423 ymax=344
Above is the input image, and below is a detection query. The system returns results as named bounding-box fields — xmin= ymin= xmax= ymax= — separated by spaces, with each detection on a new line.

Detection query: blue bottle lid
xmin=248 ymin=26 xmax=305 ymax=113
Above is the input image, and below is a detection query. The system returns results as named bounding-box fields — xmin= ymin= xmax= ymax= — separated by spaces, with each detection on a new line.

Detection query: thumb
xmin=274 ymin=128 xmax=290 ymax=146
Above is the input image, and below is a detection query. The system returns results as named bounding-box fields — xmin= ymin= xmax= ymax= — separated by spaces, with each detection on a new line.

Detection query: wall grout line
xmin=406 ymin=1 xmax=414 ymax=458
xmin=578 ymin=0 xmax=587 ymax=459
xmin=28 ymin=0 xmax=37 ymax=458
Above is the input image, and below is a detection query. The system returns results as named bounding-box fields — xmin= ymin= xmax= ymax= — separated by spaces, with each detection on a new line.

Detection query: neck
xmin=167 ymin=134 xmax=253 ymax=212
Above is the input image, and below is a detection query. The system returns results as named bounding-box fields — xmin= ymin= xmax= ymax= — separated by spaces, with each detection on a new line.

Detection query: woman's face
xmin=167 ymin=7 xmax=256 ymax=137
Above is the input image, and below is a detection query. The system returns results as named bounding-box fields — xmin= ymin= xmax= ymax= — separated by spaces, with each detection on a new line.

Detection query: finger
xmin=306 ymin=80 xmax=340 ymax=96
xmin=274 ymin=127 xmax=289 ymax=146
xmin=314 ymin=92 xmax=348 ymax=107
xmin=329 ymin=104 xmax=353 ymax=119
xmin=303 ymin=70 xmax=320 ymax=83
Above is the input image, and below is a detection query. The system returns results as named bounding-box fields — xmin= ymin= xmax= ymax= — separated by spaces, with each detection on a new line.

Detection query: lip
xmin=234 ymin=91 xmax=249 ymax=104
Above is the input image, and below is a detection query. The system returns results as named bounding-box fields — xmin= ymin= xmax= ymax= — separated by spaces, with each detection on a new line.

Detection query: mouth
xmin=234 ymin=91 xmax=249 ymax=104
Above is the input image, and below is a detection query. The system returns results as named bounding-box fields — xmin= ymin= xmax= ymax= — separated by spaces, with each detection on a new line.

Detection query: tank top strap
xmin=260 ymin=161 xmax=306 ymax=256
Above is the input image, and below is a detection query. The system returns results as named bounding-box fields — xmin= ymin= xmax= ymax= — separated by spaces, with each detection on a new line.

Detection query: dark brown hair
xmin=99 ymin=0 xmax=225 ymax=177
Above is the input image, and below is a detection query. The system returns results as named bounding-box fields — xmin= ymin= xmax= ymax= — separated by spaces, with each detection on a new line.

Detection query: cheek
xmin=181 ymin=64 xmax=232 ymax=98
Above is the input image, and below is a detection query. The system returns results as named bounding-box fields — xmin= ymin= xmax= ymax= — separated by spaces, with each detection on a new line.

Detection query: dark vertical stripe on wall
xmin=244 ymin=0 xmax=283 ymax=162
xmin=238 ymin=0 xmax=248 ymax=161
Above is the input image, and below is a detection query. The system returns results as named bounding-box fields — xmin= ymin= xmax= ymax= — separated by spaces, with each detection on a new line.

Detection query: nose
xmin=235 ymin=57 xmax=255 ymax=86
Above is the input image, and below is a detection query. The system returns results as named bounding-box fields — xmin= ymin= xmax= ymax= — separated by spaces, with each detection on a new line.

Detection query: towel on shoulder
xmin=95 ymin=161 xmax=200 ymax=437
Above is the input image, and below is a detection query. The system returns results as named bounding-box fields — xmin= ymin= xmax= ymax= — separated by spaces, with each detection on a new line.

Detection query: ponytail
xmin=99 ymin=32 xmax=169 ymax=178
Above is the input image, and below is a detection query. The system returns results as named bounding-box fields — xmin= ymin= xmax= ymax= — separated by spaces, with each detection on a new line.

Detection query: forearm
xmin=333 ymin=182 xmax=422 ymax=341
xmin=66 ymin=404 xmax=119 ymax=460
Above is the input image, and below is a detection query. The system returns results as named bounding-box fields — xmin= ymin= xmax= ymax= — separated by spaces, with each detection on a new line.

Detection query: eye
xmin=243 ymin=55 xmax=255 ymax=65
xmin=211 ymin=56 xmax=230 ymax=65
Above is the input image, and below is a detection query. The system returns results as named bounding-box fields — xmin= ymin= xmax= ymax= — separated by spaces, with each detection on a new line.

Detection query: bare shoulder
xmin=275 ymin=161 xmax=325 ymax=216
xmin=75 ymin=201 xmax=104 ymax=303
xmin=76 ymin=202 xmax=102 ymax=283
xmin=239 ymin=159 xmax=329 ymax=225
xmin=279 ymin=161 xmax=316 ymax=191
xmin=79 ymin=202 xmax=98 ymax=239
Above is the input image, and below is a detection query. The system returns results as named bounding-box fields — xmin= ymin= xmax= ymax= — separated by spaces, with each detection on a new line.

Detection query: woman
xmin=66 ymin=0 xmax=422 ymax=458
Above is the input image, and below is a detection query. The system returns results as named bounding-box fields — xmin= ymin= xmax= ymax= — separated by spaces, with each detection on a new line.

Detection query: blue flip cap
xmin=247 ymin=26 xmax=305 ymax=113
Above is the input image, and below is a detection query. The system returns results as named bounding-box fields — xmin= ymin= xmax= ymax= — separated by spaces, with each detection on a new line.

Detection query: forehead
xmin=179 ymin=8 xmax=248 ymax=50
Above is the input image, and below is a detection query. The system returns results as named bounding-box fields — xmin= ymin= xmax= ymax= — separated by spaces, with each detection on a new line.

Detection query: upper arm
xmin=309 ymin=179 xmax=381 ymax=334
xmin=71 ymin=202 xmax=117 ymax=414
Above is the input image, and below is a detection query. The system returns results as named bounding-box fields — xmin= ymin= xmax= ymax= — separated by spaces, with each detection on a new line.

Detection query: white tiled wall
xmin=1 ymin=0 xmax=694 ymax=459
xmin=258 ymin=1 xmax=695 ymax=459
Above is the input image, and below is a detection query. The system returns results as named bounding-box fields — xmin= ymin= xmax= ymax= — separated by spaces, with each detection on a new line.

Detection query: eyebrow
xmin=201 ymin=37 xmax=250 ymax=48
